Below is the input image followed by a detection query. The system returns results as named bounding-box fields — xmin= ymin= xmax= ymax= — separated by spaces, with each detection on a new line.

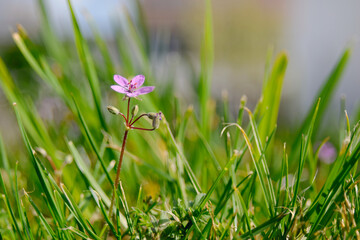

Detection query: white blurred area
xmin=1 ymin=0 xmax=360 ymax=129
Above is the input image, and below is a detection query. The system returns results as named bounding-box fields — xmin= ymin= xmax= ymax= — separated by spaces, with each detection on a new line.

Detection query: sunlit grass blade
xmin=291 ymin=49 xmax=351 ymax=157
xmin=246 ymin=108 xmax=276 ymax=215
xmin=87 ymin=17 xmax=115 ymax=82
xmin=0 ymin=170 xmax=23 ymax=239
xmin=219 ymin=213 xmax=236 ymax=240
xmin=135 ymin=0 xmax=150 ymax=54
xmin=67 ymin=141 xmax=110 ymax=206
xmin=122 ymin=7 xmax=150 ymax=74
xmin=291 ymin=99 xmax=320 ymax=207
xmin=222 ymin=123 xmax=274 ymax=217
xmin=164 ymin=117 xmax=201 ymax=194
xmin=12 ymin=31 xmax=63 ymax=96
xmin=194 ymin=152 xmax=239 ymax=214
xmin=198 ymin=0 xmax=214 ymax=137
xmin=66 ymin=0 xmax=106 ymax=130
xmin=234 ymin=95 xmax=247 ymax=149
xmin=0 ymin=134 xmax=10 ymax=172
xmin=239 ymin=212 xmax=288 ymax=239
xmin=117 ymin=182 xmax=133 ymax=235
xmin=13 ymin=163 xmax=34 ymax=240
xmin=13 ymin=103 xmax=73 ymax=239
xmin=37 ymin=0 xmax=67 ymax=63
xmin=59 ymin=183 xmax=101 ymax=240
xmin=307 ymin=124 xmax=360 ymax=237
xmin=89 ymin=188 xmax=118 ymax=237
xmin=0 ymin=58 xmax=58 ymax=160
xmin=258 ymin=52 xmax=287 ymax=144
xmin=72 ymin=96 xmax=113 ymax=185
xmin=24 ymin=191 xmax=56 ymax=238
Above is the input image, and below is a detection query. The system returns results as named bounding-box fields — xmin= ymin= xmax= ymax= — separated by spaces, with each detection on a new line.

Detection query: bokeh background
xmin=1 ymin=0 xmax=360 ymax=147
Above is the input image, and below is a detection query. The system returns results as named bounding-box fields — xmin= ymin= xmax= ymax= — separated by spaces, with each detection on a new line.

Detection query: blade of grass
xmin=67 ymin=141 xmax=110 ymax=206
xmin=307 ymin=126 xmax=360 ymax=237
xmin=72 ymin=96 xmax=113 ymax=186
xmin=13 ymin=163 xmax=34 ymax=240
xmin=24 ymin=191 xmax=56 ymax=238
xmin=66 ymin=0 xmax=106 ymax=130
xmin=246 ymin=108 xmax=277 ymax=215
xmin=222 ymin=123 xmax=273 ymax=217
xmin=0 ymin=171 xmax=24 ymax=240
xmin=194 ymin=152 xmax=239 ymax=214
xmin=89 ymin=188 xmax=118 ymax=237
xmin=0 ymin=134 xmax=10 ymax=172
xmin=13 ymin=103 xmax=72 ymax=240
xmin=258 ymin=52 xmax=287 ymax=144
xmin=60 ymin=183 xmax=101 ymax=240
xmin=239 ymin=212 xmax=288 ymax=239
xmin=164 ymin=117 xmax=201 ymax=194
xmin=198 ymin=0 xmax=214 ymax=137
xmin=291 ymin=99 xmax=320 ymax=207
xmin=291 ymin=49 xmax=351 ymax=158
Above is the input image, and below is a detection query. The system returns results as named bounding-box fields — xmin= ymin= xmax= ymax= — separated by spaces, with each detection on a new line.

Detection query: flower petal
xmin=114 ymin=75 xmax=129 ymax=87
xmin=131 ymin=75 xmax=145 ymax=88
xmin=134 ymin=86 xmax=155 ymax=96
xmin=111 ymin=85 xmax=128 ymax=94
xmin=126 ymin=92 xmax=139 ymax=97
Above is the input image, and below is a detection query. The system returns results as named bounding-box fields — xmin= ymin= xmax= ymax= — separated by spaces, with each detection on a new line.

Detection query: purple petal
xmin=131 ymin=75 xmax=145 ymax=88
xmin=134 ymin=86 xmax=155 ymax=96
xmin=111 ymin=85 xmax=128 ymax=94
xmin=126 ymin=92 xmax=138 ymax=97
xmin=114 ymin=75 xmax=129 ymax=87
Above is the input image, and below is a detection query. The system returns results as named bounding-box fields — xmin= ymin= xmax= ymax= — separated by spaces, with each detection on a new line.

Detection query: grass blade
xmin=198 ymin=0 xmax=214 ymax=137
xmin=258 ymin=52 xmax=287 ymax=144
xmin=291 ymin=49 xmax=351 ymax=158
xmin=66 ymin=0 xmax=106 ymax=130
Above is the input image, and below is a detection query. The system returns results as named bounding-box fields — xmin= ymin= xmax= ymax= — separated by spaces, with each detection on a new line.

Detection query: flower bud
xmin=131 ymin=105 xmax=139 ymax=116
xmin=107 ymin=106 xmax=121 ymax=115
xmin=147 ymin=112 xmax=157 ymax=119
xmin=152 ymin=117 xmax=160 ymax=129
xmin=150 ymin=112 xmax=162 ymax=129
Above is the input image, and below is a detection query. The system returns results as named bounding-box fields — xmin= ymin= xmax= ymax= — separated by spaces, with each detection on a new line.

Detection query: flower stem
xmin=131 ymin=126 xmax=155 ymax=131
xmin=130 ymin=113 xmax=148 ymax=125
xmin=126 ymin=98 xmax=130 ymax=124
xmin=108 ymin=129 xmax=129 ymax=227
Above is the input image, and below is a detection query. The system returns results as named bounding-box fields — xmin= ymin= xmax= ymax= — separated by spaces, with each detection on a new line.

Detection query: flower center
xmin=128 ymin=81 xmax=137 ymax=92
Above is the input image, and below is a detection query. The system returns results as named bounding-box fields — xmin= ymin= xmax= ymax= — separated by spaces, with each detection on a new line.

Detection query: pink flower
xmin=111 ymin=75 xmax=155 ymax=98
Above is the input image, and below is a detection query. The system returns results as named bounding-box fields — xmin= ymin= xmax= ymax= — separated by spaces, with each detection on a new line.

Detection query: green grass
xmin=0 ymin=0 xmax=360 ymax=239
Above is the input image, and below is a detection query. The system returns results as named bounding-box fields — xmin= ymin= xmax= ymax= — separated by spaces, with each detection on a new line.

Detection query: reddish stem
xmin=108 ymin=129 xmax=129 ymax=226
xmin=131 ymin=126 xmax=155 ymax=131
xmin=130 ymin=113 xmax=148 ymax=126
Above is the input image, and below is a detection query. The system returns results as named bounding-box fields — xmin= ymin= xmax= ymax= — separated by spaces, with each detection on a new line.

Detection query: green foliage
xmin=0 ymin=0 xmax=359 ymax=239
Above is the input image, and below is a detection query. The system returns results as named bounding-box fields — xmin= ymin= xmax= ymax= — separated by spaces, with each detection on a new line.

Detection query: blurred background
xmin=1 ymin=0 xmax=360 ymax=147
